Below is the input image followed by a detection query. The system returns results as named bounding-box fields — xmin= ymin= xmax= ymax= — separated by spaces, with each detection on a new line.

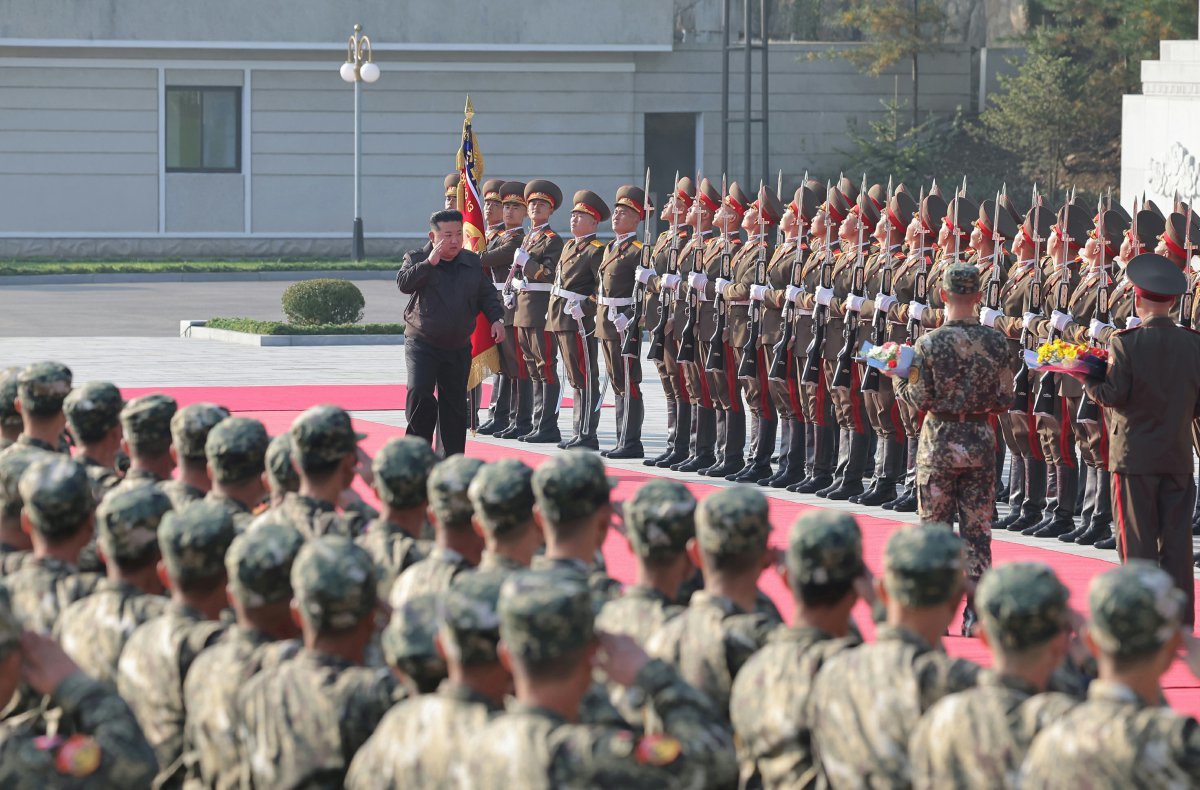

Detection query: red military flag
xmin=455 ymin=96 xmax=500 ymax=393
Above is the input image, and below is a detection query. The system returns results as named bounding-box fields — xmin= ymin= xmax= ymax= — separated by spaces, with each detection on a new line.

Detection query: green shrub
xmin=281 ymin=278 xmax=365 ymax=325
xmin=207 ymin=317 xmax=404 ymax=335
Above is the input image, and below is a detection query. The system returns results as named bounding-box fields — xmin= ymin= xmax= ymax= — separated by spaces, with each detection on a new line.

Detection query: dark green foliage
xmin=280 ymin=279 xmax=366 ymax=326
xmin=207 ymin=317 xmax=403 ymax=336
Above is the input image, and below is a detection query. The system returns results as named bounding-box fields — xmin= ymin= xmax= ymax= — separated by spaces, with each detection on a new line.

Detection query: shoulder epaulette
xmin=632 ymin=240 xmax=643 ymax=249
xmin=544 ymin=230 xmax=557 ymax=238
xmin=590 ymin=239 xmax=605 ymax=249
xmin=1115 ymin=325 xmax=1143 ymax=335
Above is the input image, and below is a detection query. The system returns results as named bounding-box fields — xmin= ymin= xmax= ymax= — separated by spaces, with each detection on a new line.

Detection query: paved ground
xmin=0 ymin=277 xmax=406 ymax=336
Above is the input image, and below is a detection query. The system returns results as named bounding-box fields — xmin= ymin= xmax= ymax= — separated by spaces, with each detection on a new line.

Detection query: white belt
xmin=796 ymin=309 xmax=813 ymax=317
xmin=727 ymin=300 xmax=750 ymax=306
xmin=493 ymin=282 xmax=506 ymax=291
xmin=596 ymin=296 xmax=635 ymax=307
xmin=519 ymin=282 xmax=553 ymax=293
xmin=551 ymin=286 xmax=590 ymax=301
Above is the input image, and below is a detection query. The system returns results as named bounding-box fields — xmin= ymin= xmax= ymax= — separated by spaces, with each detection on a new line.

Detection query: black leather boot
xmin=706 ymin=409 xmax=747 ymax=478
xmin=657 ymin=401 xmax=692 ymax=468
xmin=606 ymin=397 xmax=645 ymax=459
xmin=825 ymin=431 xmax=868 ymax=500
xmin=674 ymin=407 xmax=716 ymax=472
xmin=859 ymin=438 xmax=904 ymax=506
xmin=522 ymin=382 xmax=562 ymax=443
xmin=496 ymin=379 xmax=533 ymax=439
xmin=770 ymin=419 xmax=808 ymax=488
xmin=733 ymin=418 xmax=775 ymax=482
xmin=646 ymin=397 xmax=678 ymax=466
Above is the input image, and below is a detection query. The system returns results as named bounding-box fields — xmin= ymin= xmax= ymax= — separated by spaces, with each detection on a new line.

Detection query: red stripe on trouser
xmin=757 ymin=348 xmax=774 ymax=417
xmin=697 ymin=362 xmax=712 ymax=409
xmin=1112 ymin=471 xmax=1126 ymax=558
xmin=848 ymin=366 xmax=864 ymax=434
xmin=543 ymin=332 xmax=557 ymax=384
xmin=726 ymin=348 xmax=742 ymax=412
xmin=889 ymin=402 xmax=905 ymax=441
xmin=815 ymin=367 xmax=827 ymax=427
xmin=1026 ymin=406 xmax=1044 ymax=461
xmin=513 ymin=328 xmax=528 ymax=380
xmin=787 ymin=364 xmax=802 ymax=416
xmin=1058 ymin=398 xmax=1075 ymax=467
xmin=575 ymin=335 xmax=587 ymax=384
xmin=1099 ymin=409 xmax=1109 ymax=469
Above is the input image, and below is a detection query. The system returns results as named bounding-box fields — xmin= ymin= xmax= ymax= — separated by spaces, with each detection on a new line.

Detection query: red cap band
xmin=1164 ymin=233 xmax=1188 ymax=262
xmin=572 ymin=202 xmax=602 ymax=222
xmin=1135 ymin=286 xmax=1175 ymax=303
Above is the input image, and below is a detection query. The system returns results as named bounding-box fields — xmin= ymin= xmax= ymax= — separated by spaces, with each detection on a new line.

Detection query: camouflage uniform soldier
xmin=203 ymin=416 xmax=270 ymax=530
xmin=0 ymin=361 xmax=72 ymax=459
xmin=346 ymin=572 xmax=508 ymax=788
xmin=468 ymin=457 xmax=541 ymax=574
xmin=3 ymin=457 xmax=99 ymax=633
xmin=116 ymin=393 xmax=178 ymax=487
xmin=646 ymin=486 xmax=781 ymax=718
xmin=0 ymin=449 xmax=43 ymax=571
xmin=910 ymin=562 xmax=1081 ymax=788
xmin=182 ymin=519 xmax=303 ymax=789
xmin=389 ymin=454 xmax=483 ymax=608
xmin=1022 ymin=562 xmax=1200 ymax=787
xmin=238 ymin=536 xmax=407 ymax=788
xmin=595 ymin=479 xmax=694 ymax=647
xmin=55 ymin=485 xmax=171 ymax=687
xmin=530 ymin=449 xmax=622 ymax=604
xmin=465 ymin=570 xmax=738 ymax=788
xmin=381 ymin=594 xmax=448 ymax=694
xmin=357 ymin=436 xmax=436 ymax=598
xmin=63 ymin=381 xmax=125 ymax=497
xmin=894 ymin=262 xmax=1013 ymax=632
xmin=730 ymin=510 xmax=869 ymax=789
xmin=264 ymin=432 xmax=299 ymax=506
xmin=0 ymin=587 xmax=158 ymax=788
xmin=257 ymin=404 xmax=367 ymax=539
xmin=117 ymin=501 xmax=234 ymax=786
xmin=159 ymin=402 xmax=229 ymax=509
xmin=808 ymin=523 xmax=981 ymax=788
xmin=0 ymin=367 xmax=21 ymax=450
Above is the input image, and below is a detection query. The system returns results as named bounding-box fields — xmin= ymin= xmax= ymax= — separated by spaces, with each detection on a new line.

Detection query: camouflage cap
xmin=372 ymin=437 xmax=438 ymax=509
xmin=695 ymin=487 xmax=771 ymax=559
xmin=158 ymin=500 xmax=237 ymax=586
xmin=427 ymin=455 xmax=484 ymax=527
xmin=18 ymin=457 xmax=94 ymax=538
xmin=624 ymin=479 xmax=695 ymax=560
xmin=0 ymin=367 xmax=23 ymax=429
xmin=942 ymin=262 xmax=981 ymax=295
xmin=467 ymin=458 xmax=535 ymax=538
xmin=17 ymin=361 xmax=72 ymax=416
xmin=265 ymin=433 xmax=300 ymax=494
xmin=0 ymin=586 xmax=17 ymax=660
xmin=290 ymin=404 xmax=364 ymax=467
xmin=976 ymin=562 xmax=1071 ymax=652
xmin=226 ymin=519 xmax=304 ymax=608
xmin=291 ymin=536 xmax=377 ymax=631
xmin=883 ymin=523 xmax=964 ymax=607
xmin=121 ymin=394 xmax=178 ymax=455
xmin=786 ymin=510 xmax=865 ymax=587
xmin=440 ymin=570 xmax=505 ymax=665
xmin=381 ymin=594 xmax=448 ymax=691
xmin=0 ymin=448 xmax=50 ymax=518
xmin=96 ymin=484 xmax=173 ymax=563
xmin=499 ymin=569 xmax=594 ymax=663
xmin=205 ymin=417 xmax=269 ymax=484
xmin=63 ymin=382 xmax=124 ymax=444
xmin=1088 ymin=561 xmax=1185 ymax=658
xmin=171 ymin=403 xmax=231 ymax=461
xmin=531 ymin=449 xmax=614 ymax=524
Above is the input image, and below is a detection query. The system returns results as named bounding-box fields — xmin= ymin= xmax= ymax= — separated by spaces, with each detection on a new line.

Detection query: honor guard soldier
xmin=477 ymin=179 xmax=514 ymax=435
xmin=547 ymin=189 xmax=608 ymax=450
xmin=640 ymin=177 xmax=695 ymax=468
xmin=479 ymin=181 xmax=529 ymax=438
xmin=698 ymin=182 xmax=749 ymax=478
xmin=671 ymin=178 xmax=722 ymax=473
xmin=787 ymin=181 xmax=841 ymax=494
xmin=1156 ymin=206 xmax=1200 ymax=278
xmin=759 ymin=184 xmax=814 ymax=489
xmin=1093 ymin=205 xmax=1165 ymax=344
xmin=1077 ymin=253 xmax=1200 ymax=625
xmin=895 ymin=263 xmax=1014 ymax=633
xmin=443 ymin=173 xmax=459 ymax=210
xmin=914 ymin=192 xmax=977 ymax=330
xmin=984 ymin=201 xmax=1054 ymax=534
xmin=726 ymin=186 xmax=783 ymax=483
xmin=598 ymin=184 xmax=649 ymax=458
xmin=508 ymin=179 xmax=565 ymax=444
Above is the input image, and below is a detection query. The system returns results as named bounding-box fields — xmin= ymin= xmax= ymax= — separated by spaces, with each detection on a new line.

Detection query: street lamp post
xmin=340 ymin=24 xmax=381 ymax=261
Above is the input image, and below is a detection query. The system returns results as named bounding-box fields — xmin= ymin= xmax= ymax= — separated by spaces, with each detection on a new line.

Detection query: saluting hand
xmin=427 ymin=240 xmax=446 ymax=266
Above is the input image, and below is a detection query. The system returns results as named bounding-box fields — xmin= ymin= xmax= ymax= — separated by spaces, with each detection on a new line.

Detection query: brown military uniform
xmin=513 ymin=224 xmax=564 ymax=382
xmin=727 ymin=235 xmax=774 ymax=419
xmin=547 ymin=233 xmax=605 ymax=446
xmin=644 ymin=223 xmax=694 ymax=466
xmin=760 ymin=237 xmax=801 ymax=421
xmin=597 ymin=233 xmax=646 ymax=455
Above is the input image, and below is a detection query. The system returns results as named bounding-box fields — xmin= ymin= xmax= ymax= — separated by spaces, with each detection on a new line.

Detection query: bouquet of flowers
xmin=1025 ymin=339 xmax=1108 ymax=378
xmin=857 ymin=341 xmax=914 ymax=378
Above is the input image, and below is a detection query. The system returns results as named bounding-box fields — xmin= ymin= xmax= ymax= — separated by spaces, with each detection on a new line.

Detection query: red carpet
xmin=234 ymin=401 xmax=1200 ymax=713
xmin=122 ymin=384 xmax=581 ymax=412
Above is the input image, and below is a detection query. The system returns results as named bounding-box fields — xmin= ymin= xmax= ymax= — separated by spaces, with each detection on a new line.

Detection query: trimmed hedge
xmin=281 ymin=278 xmax=365 ymax=325
xmin=207 ymin=317 xmax=404 ymax=336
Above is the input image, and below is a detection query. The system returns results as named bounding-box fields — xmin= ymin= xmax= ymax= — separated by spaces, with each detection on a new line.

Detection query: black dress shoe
xmin=494 ymin=424 xmax=523 ymax=440
xmin=477 ymin=419 xmax=497 ymax=435
xmin=558 ymin=437 xmax=575 ymax=449
xmin=792 ymin=476 xmax=833 ymax=494
xmin=1058 ymin=521 xmax=1091 ymax=543
xmin=605 ymin=445 xmax=644 ymax=460
xmin=825 ymin=481 xmax=865 ymax=501
xmin=657 ymin=450 xmax=690 ymax=468
xmin=1094 ymin=536 xmax=1117 ymax=550
xmin=770 ymin=469 xmax=807 ymax=489
xmin=892 ymin=494 xmax=918 ymax=513
xmin=566 ymin=437 xmax=599 ymax=451
xmin=961 ymin=605 xmax=979 ymax=637
xmin=732 ymin=464 xmax=770 ymax=483
xmin=858 ymin=485 xmax=898 ymax=507
xmin=815 ymin=480 xmax=842 ymax=498
xmin=1074 ymin=521 xmax=1111 ymax=546
xmin=703 ymin=460 xmax=743 ymax=478
xmin=1032 ymin=518 xmax=1074 ymax=539
xmin=645 ymin=449 xmax=672 ymax=467
xmin=995 ymin=510 xmax=1022 ymax=529
xmin=995 ymin=486 xmax=1009 ymax=502
xmin=673 ymin=454 xmax=710 ymax=473
xmin=1005 ymin=514 xmax=1037 ymax=532
xmin=523 ymin=430 xmax=562 ymax=444
xmin=1021 ymin=515 xmax=1053 ymax=536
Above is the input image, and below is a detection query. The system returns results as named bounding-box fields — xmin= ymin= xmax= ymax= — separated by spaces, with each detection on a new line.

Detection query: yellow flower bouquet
xmin=1025 ymin=339 xmax=1108 ymax=377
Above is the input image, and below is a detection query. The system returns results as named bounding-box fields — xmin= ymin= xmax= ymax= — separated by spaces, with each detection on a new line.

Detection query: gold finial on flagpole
xmin=464 ymin=95 xmax=475 ymax=123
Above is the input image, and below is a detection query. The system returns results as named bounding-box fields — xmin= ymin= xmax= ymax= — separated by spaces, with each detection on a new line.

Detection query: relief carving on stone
xmin=1147 ymin=142 xmax=1200 ymax=205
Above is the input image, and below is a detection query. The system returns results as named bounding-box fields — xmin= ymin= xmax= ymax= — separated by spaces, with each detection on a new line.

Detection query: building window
xmin=166 ymin=87 xmax=241 ymax=173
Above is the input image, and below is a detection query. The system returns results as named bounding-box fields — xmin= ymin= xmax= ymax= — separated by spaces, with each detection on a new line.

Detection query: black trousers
xmin=405 ymin=337 xmax=471 ymax=457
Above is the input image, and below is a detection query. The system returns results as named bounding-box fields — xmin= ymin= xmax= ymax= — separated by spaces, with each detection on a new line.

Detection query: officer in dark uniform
xmin=478 ymin=180 xmax=526 ymax=437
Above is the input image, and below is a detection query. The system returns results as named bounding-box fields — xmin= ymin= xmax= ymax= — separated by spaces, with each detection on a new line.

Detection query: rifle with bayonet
xmin=676 ymin=170 xmax=704 ymax=365
xmin=1033 ymin=197 xmax=1070 ymax=418
xmin=908 ymin=185 xmax=930 ymax=346
xmin=647 ymin=172 xmax=683 ymax=364
xmin=832 ymin=175 xmax=868 ymax=389
xmin=862 ymin=177 xmax=896 ymax=394
xmin=1180 ymin=205 xmax=1195 ymax=329
xmin=984 ymin=193 xmax=1003 ymax=312
xmin=622 ymin=167 xmax=654 ymax=359
xmin=1077 ymin=196 xmax=1109 ymax=424
xmin=1012 ymin=186 xmax=1043 ymax=413
xmin=705 ymin=174 xmax=733 ymax=372
xmin=738 ymin=181 xmax=769 ymax=380
xmin=802 ymin=181 xmax=835 ymax=385
xmin=770 ymin=171 xmax=808 ymax=382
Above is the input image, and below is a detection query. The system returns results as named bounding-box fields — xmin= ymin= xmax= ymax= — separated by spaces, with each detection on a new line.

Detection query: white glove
xmin=815 ymin=286 xmax=835 ymax=307
xmin=909 ymin=301 xmax=926 ymax=321
xmin=1088 ymin=317 xmax=1113 ymax=340
xmin=876 ymin=294 xmax=897 ymax=314
xmin=1022 ymin=312 xmax=1039 ymax=330
xmin=750 ymin=284 xmax=769 ymax=302
xmin=512 ymin=277 xmax=527 ymax=292
xmin=513 ymin=248 xmax=530 ymax=268
xmin=662 ymin=273 xmax=682 ymax=292
xmin=503 ymin=292 xmax=517 ymax=310
xmin=715 ymin=277 xmax=731 ymax=296
xmin=566 ymin=300 xmax=584 ymax=321
xmin=613 ymin=313 xmax=631 ymax=334
xmin=1125 ymin=316 xmax=1142 ymax=330
xmin=688 ymin=272 xmax=709 ymax=292
xmin=635 ymin=267 xmax=655 ymax=285
xmin=847 ymin=294 xmax=865 ymax=313
xmin=1051 ymin=310 xmax=1072 ymax=333
xmin=785 ymin=285 xmax=803 ymax=304
xmin=980 ymin=307 xmax=1001 ymax=328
